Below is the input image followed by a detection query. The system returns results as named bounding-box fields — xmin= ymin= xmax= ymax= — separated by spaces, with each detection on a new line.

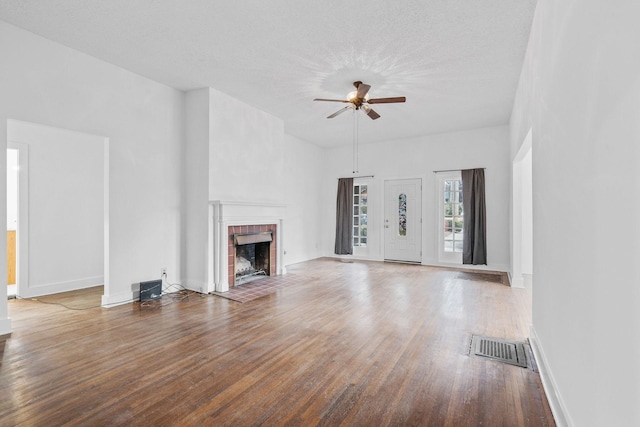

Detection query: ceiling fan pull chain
xmin=353 ymin=110 xmax=360 ymax=173
xmin=352 ymin=109 xmax=357 ymax=173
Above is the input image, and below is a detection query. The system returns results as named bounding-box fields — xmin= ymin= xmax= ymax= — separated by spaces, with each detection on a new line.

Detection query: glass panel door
xmin=438 ymin=172 xmax=463 ymax=263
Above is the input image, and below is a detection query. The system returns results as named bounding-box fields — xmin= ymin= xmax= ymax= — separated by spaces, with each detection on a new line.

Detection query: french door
xmin=437 ymin=171 xmax=463 ymax=263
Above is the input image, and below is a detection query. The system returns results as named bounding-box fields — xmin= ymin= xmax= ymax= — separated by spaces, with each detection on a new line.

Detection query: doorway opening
xmin=6 ymin=148 xmax=18 ymax=297
xmin=7 ymin=120 xmax=108 ymax=302
xmin=512 ymin=129 xmax=533 ymax=289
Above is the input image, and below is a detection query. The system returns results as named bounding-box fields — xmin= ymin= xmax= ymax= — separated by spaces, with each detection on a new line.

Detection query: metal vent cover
xmin=470 ymin=335 xmax=528 ymax=368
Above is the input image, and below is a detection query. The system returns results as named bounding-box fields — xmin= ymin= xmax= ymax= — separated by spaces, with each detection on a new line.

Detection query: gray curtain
xmin=334 ymin=177 xmax=354 ymax=255
xmin=462 ymin=169 xmax=487 ymax=265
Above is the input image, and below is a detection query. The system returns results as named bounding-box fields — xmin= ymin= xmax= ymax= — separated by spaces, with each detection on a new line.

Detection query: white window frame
xmin=353 ymin=178 xmax=372 ymax=257
xmin=437 ymin=171 xmax=463 ymax=264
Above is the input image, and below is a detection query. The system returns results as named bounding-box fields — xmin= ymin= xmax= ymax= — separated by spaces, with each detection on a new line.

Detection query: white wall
xmin=209 ymin=88 xmax=285 ymax=203
xmin=182 ymin=88 xmax=211 ymax=291
xmin=510 ymin=1 xmax=640 ymax=425
xmin=283 ymin=134 xmax=324 ymax=265
xmin=9 ymin=121 xmax=104 ymax=297
xmin=182 ymin=87 xmax=324 ymax=290
xmin=207 ymin=88 xmax=327 ymax=267
xmin=0 ymin=21 xmax=184 ymax=320
xmin=321 ymin=125 xmax=511 ymax=272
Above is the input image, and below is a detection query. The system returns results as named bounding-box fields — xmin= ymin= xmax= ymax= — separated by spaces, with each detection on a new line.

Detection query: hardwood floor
xmin=0 ymin=258 xmax=554 ymax=426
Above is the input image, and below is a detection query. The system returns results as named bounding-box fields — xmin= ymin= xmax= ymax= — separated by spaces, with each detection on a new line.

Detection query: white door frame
xmin=7 ymin=120 xmax=110 ymax=300
xmin=511 ymin=128 xmax=533 ymax=289
xmin=384 ymin=178 xmax=422 ymax=263
xmin=436 ymin=171 xmax=463 ymax=264
xmin=7 ymin=142 xmax=29 ymax=296
xmin=352 ymin=177 xmax=374 ymax=259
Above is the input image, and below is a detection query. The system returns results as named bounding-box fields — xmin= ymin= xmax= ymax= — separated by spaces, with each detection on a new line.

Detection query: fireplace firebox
xmin=233 ymin=231 xmax=272 ymax=284
xmin=227 ymin=224 xmax=277 ymax=287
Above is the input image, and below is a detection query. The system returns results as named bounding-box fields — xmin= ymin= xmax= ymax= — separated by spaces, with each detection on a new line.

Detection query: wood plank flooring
xmin=0 ymin=258 xmax=554 ymax=426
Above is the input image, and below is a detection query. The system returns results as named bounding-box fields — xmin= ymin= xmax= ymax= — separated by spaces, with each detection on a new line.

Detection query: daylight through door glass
xmin=353 ymin=184 xmax=368 ymax=247
xmin=443 ymin=179 xmax=464 ymax=252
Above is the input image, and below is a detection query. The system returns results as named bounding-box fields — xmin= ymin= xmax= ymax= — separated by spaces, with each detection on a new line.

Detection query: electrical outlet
xmin=161 ymin=268 xmax=167 ymax=277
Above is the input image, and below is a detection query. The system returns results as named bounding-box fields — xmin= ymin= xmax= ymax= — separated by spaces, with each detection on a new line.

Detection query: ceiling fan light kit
xmin=314 ymin=81 xmax=406 ymax=120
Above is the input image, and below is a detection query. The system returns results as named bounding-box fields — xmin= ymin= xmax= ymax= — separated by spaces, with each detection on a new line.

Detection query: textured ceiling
xmin=0 ymin=0 xmax=536 ymax=147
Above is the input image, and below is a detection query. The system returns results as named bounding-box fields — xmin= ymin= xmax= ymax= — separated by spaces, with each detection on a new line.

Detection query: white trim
xmin=17 ymin=276 xmax=103 ymax=299
xmin=511 ymin=128 xmax=532 ymax=289
xmin=511 ymin=276 xmax=525 ymax=288
xmin=383 ymin=178 xmax=422 ymax=263
xmin=102 ymin=137 xmax=110 ymax=306
xmin=0 ymin=318 xmax=11 ymax=336
xmin=352 ymin=177 xmax=373 ymax=258
xmin=422 ymin=261 xmax=510 ymax=273
xmin=436 ymin=171 xmax=463 ymax=264
xmin=326 ymin=255 xmax=509 ymax=274
xmin=522 ymin=273 xmax=532 ymax=289
xmin=209 ymin=200 xmax=287 ymax=293
xmin=101 ymin=291 xmax=135 ymax=308
xmin=8 ymin=141 xmax=29 ymax=298
xmin=530 ymin=326 xmax=572 ymax=427
xmin=212 ymin=200 xmax=287 ymax=209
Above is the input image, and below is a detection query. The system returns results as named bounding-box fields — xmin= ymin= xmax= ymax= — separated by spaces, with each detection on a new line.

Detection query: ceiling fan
xmin=314 ymin=81 xmax=406 ymax=120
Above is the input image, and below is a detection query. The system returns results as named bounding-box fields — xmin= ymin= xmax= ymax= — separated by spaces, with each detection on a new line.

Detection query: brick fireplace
xmin=209 ymin=201 xmax=286 ymax=293
xmin=228 ymin=224 xmax=277 ymax=286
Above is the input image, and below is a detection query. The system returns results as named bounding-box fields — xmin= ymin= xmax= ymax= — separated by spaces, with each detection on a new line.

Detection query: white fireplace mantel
xmin=208 ymin=200 xmax=286 ymax=293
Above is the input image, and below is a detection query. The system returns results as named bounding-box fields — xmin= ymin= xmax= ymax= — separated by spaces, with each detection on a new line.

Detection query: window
xmin=353 ymin=183 xmax=368 ymax=247
xmin=437 ymin=172 xmax=463 ymax=263
xmin=398 ymin=193 xmax=407 ymax=236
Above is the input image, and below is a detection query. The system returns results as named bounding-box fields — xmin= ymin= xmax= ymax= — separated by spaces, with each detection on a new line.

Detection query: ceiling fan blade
xmin=361 ymin=104 xmax=381 ymax=120
xmin=367 ymin=96 xmax=406 ymax=104
xmin=327 ymin=106 xmax=352 ymax=119
xmin=314 ymin=98 xmax=350 ymax=103
xmin=356 ymin=83 xmax=371 ymax=99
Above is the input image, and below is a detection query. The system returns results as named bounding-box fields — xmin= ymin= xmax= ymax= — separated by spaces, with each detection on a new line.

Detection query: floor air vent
xmin=470 ymin=335 xmax=528 ymax=368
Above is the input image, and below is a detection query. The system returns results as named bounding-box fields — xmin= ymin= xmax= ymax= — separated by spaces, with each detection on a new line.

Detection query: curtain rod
xmin=433 ymin=168 xmax=486 ymax=173
xmin=338 ymin=175 xmax=374 ymax=179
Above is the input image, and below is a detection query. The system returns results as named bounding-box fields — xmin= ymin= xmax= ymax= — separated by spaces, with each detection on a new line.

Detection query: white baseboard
xmin=529 ymin=326 xmax=572 ymax=427
xmin=18 ymin=276 xmax=104 ymax=298
xmin=511 ymin=275 xmax=525 ymax=288
xmin=101 ymin=291 xmax=135 ymax=307
xmin=0 ymin=317 xmax=12 ymax=336
xmin=422 ymin=261 xmax=510 ymax=273
xmin=181 ymin=278 xmax=208 ymax=294
xmin=327 ymin=254 xmax=382 ymax=263
xmin=326 ymin=255 xmax=511 ymax=275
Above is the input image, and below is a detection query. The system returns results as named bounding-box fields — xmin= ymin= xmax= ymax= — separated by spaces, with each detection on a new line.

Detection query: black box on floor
xmin=140 ymin=279 xmax=162 ymax=301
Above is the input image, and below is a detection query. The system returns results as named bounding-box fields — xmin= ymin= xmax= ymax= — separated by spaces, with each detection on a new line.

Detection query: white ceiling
xmin=0 ymin=0 xmax=536 ymax=148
